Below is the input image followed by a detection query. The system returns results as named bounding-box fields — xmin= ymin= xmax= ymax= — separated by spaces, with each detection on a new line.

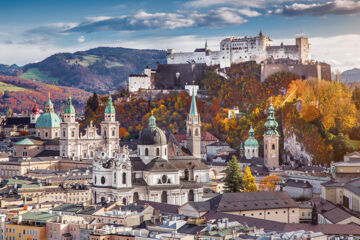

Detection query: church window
xmin=195 ymin=128 xmax=199 ymax=136
xmin=188 ymin=190 xmax=194 ymax=202
xmin=71 ymin=131 xmax=75 ymax=137
xmin=272 ymin=144 xmax=275 ymax=150
xmin=55 ymin=132 xmax=58 ymax=137
xmin=63 ymin=131 xmax=65 ymax=137
xmin=114 ymin=172 xmax=116 ymax=184
xmin=104 ymin=131 xmax=107 ymax=137
xmin=145 ymin=148 xmax=149 ymax=156
xmin=94 ymin=176 xmax=97 ymax=184
xmin=90 ymin=151 xmax=94 ymax=158
xmin=165 ymin=148 xmax=167 ymax=156
xmin=45 ymin=132 xmax=48 ymax=138
xmin=161 ymin=191 xmax=167 ymax=203
xmin=122 ymin=172 xmax=127 ymax=184
xmin=188 ymin=129 xmax=192 ymax=136
xmin=112 ymin=130 xmax=115 ymax=137
xmin=101 ymin=176 xmax=105 ymax=184
xmin=156 ymin=148 xmax=160 ymax=156
xmin=138 ymin=148 xmax=141 ymax=155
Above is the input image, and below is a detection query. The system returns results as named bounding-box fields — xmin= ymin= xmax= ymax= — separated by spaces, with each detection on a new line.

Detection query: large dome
xmin=35 ymin=112 xmax=61 ymax=128
xmin=138 ymin=114 xmax=167 ymax=145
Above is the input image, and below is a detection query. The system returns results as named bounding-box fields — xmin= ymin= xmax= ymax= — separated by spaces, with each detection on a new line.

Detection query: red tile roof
xmin=173 ymin=131 xmax=218 ymax=143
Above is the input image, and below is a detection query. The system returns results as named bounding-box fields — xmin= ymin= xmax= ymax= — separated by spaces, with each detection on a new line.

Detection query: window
xmin=101 ymin=176 xmax=105 ymax=184
xmin=195 ymin=128 xmax=199 ymax=136
xmin=63 ymin=131 xmax=65 ymax=137
xmin=165 ymin=148 xmax=167 ymax=156
xmin=45 ymin=132 xmax=48 ymax=138
xmin=145 ymin=148 xmax=149 ymax=156
xmin=112 ymin=130 xmax=115 ymax=137
xmin=156 ymin=148 xmax=160 ymax=156
xmin=71 ymin=131 xmax=75 ymax=137
xmin=122 ymin=172 xmax=126 ymax=184
xmin=114 ymin=172 xmax=116 ymax=184
xmin=272 ymin=144 xmax=275 ymax=150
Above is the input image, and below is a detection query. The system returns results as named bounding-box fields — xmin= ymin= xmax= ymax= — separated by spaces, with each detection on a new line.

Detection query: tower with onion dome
xmin=35 ymin=96 xmax=61 ymax=140
xmin=30 ymin=103 xmax=40 ymax=124
xmin=60 ymin=96 xmax=80 ymax=158
xmin=244 ymin=125 xmax=259 ymax=159
xmin=263 ymin=103 xmax=280 ymax=169
xmin=100 ymin=94 xmax=120 ymax=158
xmin=186 ymin=89 xmax=201 ymax=158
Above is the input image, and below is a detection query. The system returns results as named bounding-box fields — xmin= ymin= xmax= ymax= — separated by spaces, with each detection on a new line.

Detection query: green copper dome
xmin=104 ymin=95 xmax=115 ymax=114
xmin=244 ymin=126 xmax=259 ymax=147
xmin=36 ymin=112 xmax=61 ymax=128
xmin=45 ymin=98 xmax=53 ymax=106
xmin=14 ymin=138 xmax=35 ymax=146
xmin=63 ymin=96 xmax=75 ymax=114
xmin=264 ymin=103 xmax=279 ymax=136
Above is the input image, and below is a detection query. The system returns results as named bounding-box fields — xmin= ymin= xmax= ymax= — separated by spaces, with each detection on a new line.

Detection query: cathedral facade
xmin=59 ymin=96 xmax=120 ymax=159
xmin=92 ymin=91 xmax=210 ymax=205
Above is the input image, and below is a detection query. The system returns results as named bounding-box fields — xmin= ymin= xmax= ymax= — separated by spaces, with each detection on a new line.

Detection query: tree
xmin=224 ymin=155 xmax=244 ymax=192
xmin=352 ymin=86 xmax=360 ymax=110
xmin=119 ymin=127 xmax=129 ymax=139
xmin=242 ymin=166 xmax=257 ymax=192
xmin=258 ymin=175 xmax=280 ymax=191
xmin=332 ymin=133 xmax=354 ymax=162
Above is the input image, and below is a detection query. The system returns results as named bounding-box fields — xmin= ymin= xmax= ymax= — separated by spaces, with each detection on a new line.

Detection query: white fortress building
xmin=167 ymin=32 xmax=311 ymax=68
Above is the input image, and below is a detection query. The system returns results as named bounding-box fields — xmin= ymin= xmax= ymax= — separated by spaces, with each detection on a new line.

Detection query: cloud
xmin=272 ymin=0 xmax=360 ymax=16
xmin=185 ymin=0 xmax=291 ymax=8
xmin=77 ymin=36 xmax=86 ymax=43
xmin=25 ymin=22 xmax=78 ymax=37
xmin=67 ymin=8 xmax=260 ymax=33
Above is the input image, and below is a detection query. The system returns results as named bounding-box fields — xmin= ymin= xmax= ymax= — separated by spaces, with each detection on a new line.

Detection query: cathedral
xmin=59 ymin=96 xmax=120 ymax=159
xmin=92 ymin=91 xmax=210 ymax=205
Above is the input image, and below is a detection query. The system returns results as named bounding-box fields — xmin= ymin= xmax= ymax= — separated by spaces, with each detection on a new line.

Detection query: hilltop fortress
xmin=167 ymin=32 xmax=311 ymax=68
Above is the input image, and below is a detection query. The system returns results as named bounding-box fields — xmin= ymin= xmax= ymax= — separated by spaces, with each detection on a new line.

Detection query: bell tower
xmin=263 ymin=103 xmax=280 ymax=169
xmin=186 ymin=88 xmax=201 ymax=158
xmin=100 ymin=94 xmax=119 ymax=158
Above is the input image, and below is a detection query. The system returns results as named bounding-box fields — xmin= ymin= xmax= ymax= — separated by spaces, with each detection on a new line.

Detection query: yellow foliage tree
xmin=242 ymin=166 xmax=257 ymax=192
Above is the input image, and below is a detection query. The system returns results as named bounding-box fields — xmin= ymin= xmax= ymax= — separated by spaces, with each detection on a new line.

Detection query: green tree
xmin=242 ymin=166 xmax=257 ymax=192
xmin=224 ymin=155 xmax=244 ymax=192
xmin=332 ymin=133 xmax=354 ymax=161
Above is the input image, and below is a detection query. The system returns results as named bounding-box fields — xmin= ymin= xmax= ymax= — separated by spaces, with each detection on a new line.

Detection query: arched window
xmin=156 ymin=148 xmax=160 ymax=156
xmin=63 ymin=131 xmax=66 ymax=137
xmin=94 ymin=176 xmax=97 ymax=184
xmin=195 ymin=128 xmax=199 ymax=136
xmin=165 ymin=148 xmax=167 ymax=156
xmin=112 ymin=130 xmax=115 ymax=137
xmin=272 ymin=144 xmax=275 ymax=150
xmin=188 ymin=129 xmax=192 ymax=136
xmin=188 ymin=190 xmax=194 ymax=202
xmin=145 ymin=148 xmax=149 ymax=156
xmin=45 ymin=132 xmax=48 ymax=138
xmin=133 ymin=192 xmax=139 ymax=202
xmin=161 ymin=191 xmax=167 ymax=203
xmin=114 ymin=172 xmax=116 ymax=184
xmin=71 ymin=131 xmax=75 ymax=137
xmin=122 ymin=198 xmax=127 ymax=205
xmin=101 ymin=176 xmax=105 ymax=184
xmin=184 ymin=169 xmax=189 ymax=181
xmin=104 ymin=131 xmax=106 ymax=137
xmin=122 ymin=172 xmax=126 ymax=184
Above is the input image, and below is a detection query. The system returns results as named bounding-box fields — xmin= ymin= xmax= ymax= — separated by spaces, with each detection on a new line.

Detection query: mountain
xmin=20 ymin=47 xmax=167 ymax=93
xmin=0 ymin=75 xmax=90 ymax=114
xmin=339 ymin=68 xmax=360 ymax=85
xmin=0 ymin=64 xmax=20 ymax=76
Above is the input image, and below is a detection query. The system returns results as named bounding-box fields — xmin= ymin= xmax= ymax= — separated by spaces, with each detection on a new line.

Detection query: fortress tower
xmin=296 ymin=37 xmax=311 ymax=64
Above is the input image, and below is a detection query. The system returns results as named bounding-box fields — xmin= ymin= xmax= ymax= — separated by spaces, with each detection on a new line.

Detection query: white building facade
xmin=167 ymin=33 xmax=311 ymax=68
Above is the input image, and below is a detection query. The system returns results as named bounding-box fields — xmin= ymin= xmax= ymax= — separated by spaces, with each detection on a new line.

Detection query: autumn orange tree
xmin=259 ymin=175 xmax=280 ymax=191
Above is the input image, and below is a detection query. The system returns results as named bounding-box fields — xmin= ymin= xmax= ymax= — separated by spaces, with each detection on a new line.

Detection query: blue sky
xmin=1 ymin=0 xmax=360 ymax=71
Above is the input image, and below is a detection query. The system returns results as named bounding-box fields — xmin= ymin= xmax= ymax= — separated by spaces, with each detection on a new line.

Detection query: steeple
xmin=264 ymin=103 xmax=279 ymax=136
xmin=44 ymin=93 xmax=54 ymax=113
xmin=244 ymin=125 xmax=259 ymax=159
xmin=188 ymin=88 xmax=199 ymax=122
xmin=104 ymin=94 xmax=115 ymax=114
xmin=64 ymin=96 xmax=75 ymax=114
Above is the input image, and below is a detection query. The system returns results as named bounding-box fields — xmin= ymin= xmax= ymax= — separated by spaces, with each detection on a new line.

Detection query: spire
xmin=148 ymin=111 xmax=156 ymax=128
xmin=245 ymin=124 xmax=258 ymax=147
xmin=189 ymin=88 xmax=198 ymax=117
xmin=44 ymin=93 xmax=54 ymax=113
xmin=264 ymin=103 xmax=279 ymax=136
xmin=64 ymin=96 xmax=75 ymax=114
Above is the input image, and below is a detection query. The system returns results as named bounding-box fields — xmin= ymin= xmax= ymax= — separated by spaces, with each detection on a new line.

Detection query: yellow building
xmin=331 ymin=151 xmax=360 ymax=182
xmin=4 ymin=211 xmax=57 ymax=240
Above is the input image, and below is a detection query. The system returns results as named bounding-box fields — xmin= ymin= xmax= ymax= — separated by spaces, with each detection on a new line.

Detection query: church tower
xmin=30 ymin=103 xmax=40 ymax=124
xmin=186 ymin=89 xmax=201 ymax=158
xmin=263 ymin=103 xmax=280 ymax=169
xmin=100 ymin=95 xmax=120 ymax=158
xmin=60 ymin=96 xmax=80 ymax=158
xmin=244 ymin=125 xmax=259 ymax=159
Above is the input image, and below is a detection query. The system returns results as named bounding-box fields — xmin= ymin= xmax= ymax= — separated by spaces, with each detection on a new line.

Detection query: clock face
xmin=161 ymin=175 xmax=168 ymax=184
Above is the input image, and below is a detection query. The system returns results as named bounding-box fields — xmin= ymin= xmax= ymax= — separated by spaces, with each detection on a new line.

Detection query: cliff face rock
xmin=284 ymin=133 xmax=312 ymax=165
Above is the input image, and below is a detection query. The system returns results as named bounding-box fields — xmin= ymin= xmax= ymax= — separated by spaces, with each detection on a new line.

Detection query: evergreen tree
xmin=224 ymin=155 xmax=244 ymax=192
xmin=243 ymin=166 xmax=257 ymax=192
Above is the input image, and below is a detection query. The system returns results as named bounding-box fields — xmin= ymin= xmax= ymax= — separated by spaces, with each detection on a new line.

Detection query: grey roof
xmin=137 ymin=200 xmax=179 ymax=214
xmin=285 ymin=179 xmax=312 ymax=188
xmin=139 ymin=126 xmax=167 ymax=145
xmin=34 ymin=150 xmax=60 ymax=157
xmin=144 ymin=157 xmax=178 ymax=172
xmin=187 ymin=192 xmax=298 ymax=213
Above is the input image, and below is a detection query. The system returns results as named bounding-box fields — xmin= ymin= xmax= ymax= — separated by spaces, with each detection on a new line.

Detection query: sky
xmin=1 ymin=0 xmax=360 ymax=72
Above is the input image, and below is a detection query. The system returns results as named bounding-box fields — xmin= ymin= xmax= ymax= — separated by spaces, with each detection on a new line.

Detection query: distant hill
xmin=339 ymin=68 xmax=360 ymax=85
xmin=0 ymin=64 xmax=20 ymax=76
xmin=0 ymin=75 xmax=90 ymax=114
xmin=20 ymin=47 xmax=167 ymax=93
